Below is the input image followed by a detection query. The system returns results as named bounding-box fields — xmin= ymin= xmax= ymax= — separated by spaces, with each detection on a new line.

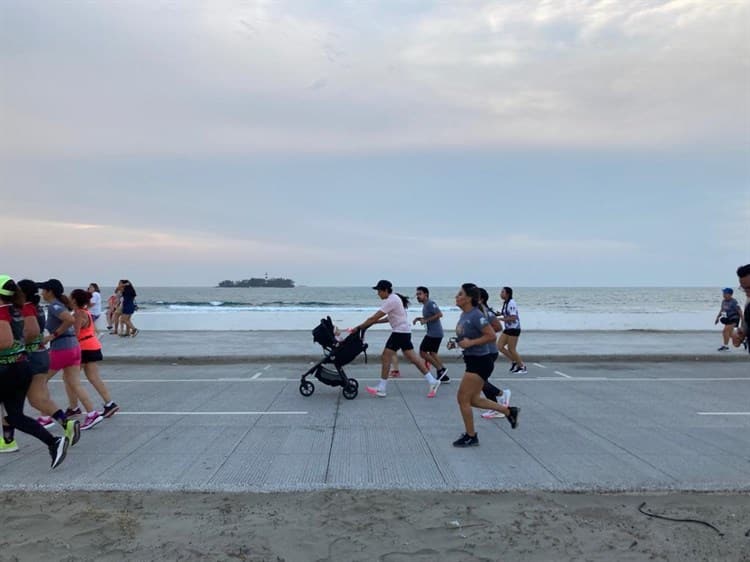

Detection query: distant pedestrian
xmin=496 ymin=286 xmax=527 ymax=374
xmin=356 ymin=280 xmax=441 ymax=398
xmin=731 ymin=264 xmax=750 ymax=353
xmin=450 ymin=283 xmax=518 ymax=447
xmin=106 ymin=288 xmax=121 ymax=333
xmin=715 ymin=288 xmax=742 ymax=351
xmin=0 ymin=275 xmax=69 ymax=468
xmin=413 ymin=286 xmax=449 ymax=383
xmin=87 ymin=283 xmax=104 ymax=334
xmin=118 ymin=280 xmax=139 ymax=337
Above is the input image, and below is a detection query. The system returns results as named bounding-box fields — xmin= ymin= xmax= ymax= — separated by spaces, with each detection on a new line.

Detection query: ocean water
xmin=97 ymin=286 xmax=736 ymax=332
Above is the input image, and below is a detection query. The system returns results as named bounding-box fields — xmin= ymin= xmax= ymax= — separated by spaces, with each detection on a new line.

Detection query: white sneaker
xmin=366 ymin=386 xmax=387 ymax=398
xmin=481 ymin=410 xmax=505 ymax=419
xmin=427 ymin=380 xmax=441 ymax=398
xmin=499 ymin=389 xmax=511 ymax=407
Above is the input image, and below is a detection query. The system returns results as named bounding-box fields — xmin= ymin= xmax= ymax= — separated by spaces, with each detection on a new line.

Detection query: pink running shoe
xmin=81 ymin=412 xmax=104 ymax=430
xmin=37 ymin=416 xmax=56 ymax=429
xmin=427 ymin=380 xmax=441 ymax=398
xmin=388 ymin=370 xmax=401 ymax=378
xmin=366 ymin=386 xmax=387 ymax=398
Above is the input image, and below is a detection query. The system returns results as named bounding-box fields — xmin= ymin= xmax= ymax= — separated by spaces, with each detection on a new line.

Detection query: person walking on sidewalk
xmin=0 ymin=275 xmax=69 ymax=468
xmin=496 ymin=286 xmax=527 ymax=374
xmin=118 ymin=280 xmax=139 ymax=337
xmin=731 ymin=264 xmax=750 ymax=354
xmin=70 ymin=289 xmax=119 ymax=421
xmin=356 ymin=280 xmax=441 ymax=398
xmin=413 ymin=286 xmax=449 ymax=383
xmin=450 ymin=283 xmax=519 ymax=447
xmin=715 ymin=287 xmax=742 ymax=351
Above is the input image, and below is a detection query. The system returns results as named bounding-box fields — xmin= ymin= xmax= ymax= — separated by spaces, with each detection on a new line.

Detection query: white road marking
xmin=533 ymin=363 xmax=547 ymax=369
xmin=59 ymin=376 xmax=750 ymax=383
xmin=117 ymin=411 xmax=308 ymax=416
xmin=554 ymin=370 xmax=572 ymax=378
xmin=263 ymin=364 xmax=271 ymax=370
xmin=696 ymin=412 xmax=750 ymax=416
xmin=251 ymin=372 xmax=263 ymax=379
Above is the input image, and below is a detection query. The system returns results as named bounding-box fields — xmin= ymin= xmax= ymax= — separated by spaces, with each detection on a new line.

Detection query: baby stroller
xmin=299 ymin=316 xmax=368 ymax=400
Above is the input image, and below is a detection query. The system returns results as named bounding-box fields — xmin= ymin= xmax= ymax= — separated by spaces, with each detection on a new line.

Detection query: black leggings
xmin=482 ymin=380 xmax=501 ymax=403
xmin=0 ymin=361 xmax=56 ymax=448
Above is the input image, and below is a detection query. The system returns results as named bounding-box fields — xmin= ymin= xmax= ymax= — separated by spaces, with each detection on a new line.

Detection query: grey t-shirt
xmin=422 ymin=299 xmax=444 ymax=338
xmin=46 ymin=300 xmax=78 ymax=350
xmin=455 ymin=307 xmax=494 ymax=356
xmin=721 ymin=298 xmax=740 ymax=318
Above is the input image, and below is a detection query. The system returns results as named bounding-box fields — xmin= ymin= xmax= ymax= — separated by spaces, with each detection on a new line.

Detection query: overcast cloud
xmin=1 ymin=0 xmax=748 ymax=286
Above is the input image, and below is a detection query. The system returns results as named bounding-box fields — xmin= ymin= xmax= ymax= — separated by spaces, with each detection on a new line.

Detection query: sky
xmin=1 ymin=0 xmax=748 ymax=287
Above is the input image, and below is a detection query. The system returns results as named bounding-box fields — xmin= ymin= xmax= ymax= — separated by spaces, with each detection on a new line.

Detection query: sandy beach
xmin=2 ymin=490 xmax=748 ymax=561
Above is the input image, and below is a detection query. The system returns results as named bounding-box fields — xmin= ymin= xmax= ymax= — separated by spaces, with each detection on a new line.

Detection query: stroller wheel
xmin=342 ymin=380 xmax=358 ymax=400
xmin=299 ymin=381 xmax=315 ymax=397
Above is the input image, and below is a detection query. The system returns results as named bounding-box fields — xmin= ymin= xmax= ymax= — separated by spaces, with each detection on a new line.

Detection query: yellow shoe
xmin=0 ymin=439 xmax=19 ymax=453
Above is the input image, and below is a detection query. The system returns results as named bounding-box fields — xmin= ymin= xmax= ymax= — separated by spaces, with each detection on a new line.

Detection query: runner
xmin=715 ymin=288 xmax=741 ymax=351
xmin=496 ymin=286 xmax=527 ymax=374
xmin=450 ymin=283 xmax=519 ymax=447
xmin=413 ymin=286 xmax=449 ymax=383
xmin=476 ymin=288 xmax=511 ymax=420
xmin=69 ymin=289 xmax=118 ymax=422
xmin=355 ymin=280 xmax=441 ymax=398
xmin=0 ymin=275 xmax=68 ymax=468
xmin=731 ymin=264 xmax=750 ymax=353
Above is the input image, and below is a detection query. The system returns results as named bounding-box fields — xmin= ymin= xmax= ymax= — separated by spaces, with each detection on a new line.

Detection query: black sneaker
xmin=437 ymin=368 xmax=450 ymax=383
xmin=452 ymin=433 xmax=479 ymax=447
xmin=508 ymin=362 xmax=517 ymax=372
xmin=64 ymin=407 xmax=82 ymax=418
xmin=102 ymin=402 xmax=120 ymax=418
xmin=49 ymin=436 xmax=69 ymax=469
xmin=507 ymin=407 xmax=520 ymax=429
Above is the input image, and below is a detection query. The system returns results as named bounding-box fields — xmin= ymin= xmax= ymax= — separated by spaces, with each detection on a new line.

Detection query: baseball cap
xmin=0 ymin=275 xmax=13 ymax=296
xmin=722 ymin=287 xmax=733 ymax=294
xmin=37 ymin=278 xmax=64 ymax=295
xmin=372 ymin=280 xmax=393 ymax=291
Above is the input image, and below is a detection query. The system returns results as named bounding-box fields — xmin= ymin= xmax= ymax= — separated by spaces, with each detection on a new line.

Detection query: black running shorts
xmin=385 ymin=332 xmax=414 ymax=352
xmin=463 ymin=354 xmax=496 ymax=381
xmin=81 ymin=349 xmax=104 ymax=364
xmin=503 ymin=328 xmax=521 ymax=337
xmin=419 ymin=335 xmax=442 ymax=353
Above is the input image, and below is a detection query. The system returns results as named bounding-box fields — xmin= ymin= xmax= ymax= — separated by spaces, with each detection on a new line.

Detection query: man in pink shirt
xmin=355 ymin=280 xmax=441 ymax=398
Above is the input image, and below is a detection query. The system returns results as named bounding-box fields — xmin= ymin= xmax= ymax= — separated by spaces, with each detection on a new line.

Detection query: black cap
xmin=372 ymin=280 xmax=392 ymax=291
xmin=37 ymin=278 xmax=64 ymax=295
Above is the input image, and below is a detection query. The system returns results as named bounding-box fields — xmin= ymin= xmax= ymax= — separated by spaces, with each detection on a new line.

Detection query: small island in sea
xmin=217 ymin=277 xmax=295 ymax=288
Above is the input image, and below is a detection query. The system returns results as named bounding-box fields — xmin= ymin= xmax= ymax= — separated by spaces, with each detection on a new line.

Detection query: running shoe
xmin=81 ymin=412 xmax=104 ymax=430
xmin=130 ymin=328 xmax=140 ymax=337
xmin=481 ymin=410 xmax=504 ymax=419
xmin=437 ymin=368 xmax=450 ymax=383
xmin=0 ymin=439 xmax=19 ymax=453
xmin=49 ymin=436 xmax=68 ymax=469
xmin=64 ymin=407 xmax=82 ymax=418
xmin=507 ymin=407 xmax=520 ymax=429
xmin=512 ymin=365 xmax=528 ymax=375
xmin=427 ymin=380 xmax=441 ymax=398
xmin=102 ymin=402 xmax=120 ymax=418
xmin=64 ymin=419 xmax=81 ymax=446
xmin=37 ymin=416 xmax=56 ymax=429
xmin=452 ymin=433 xmax=479 ymax=447
xmin=499 ymin=389 xmax=511 ymax=408
xmin=508 ymin=362 xmax=517 ymax=372
xmin=366 ymin=386 xmax=387 ymax=398
xmin=388 ymin=370 xmax=401 ymax=378
xmin=717 ymin=345 xmax=730 ymax=351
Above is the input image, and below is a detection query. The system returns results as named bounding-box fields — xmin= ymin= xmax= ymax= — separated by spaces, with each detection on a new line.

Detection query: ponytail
xmin=396 ymin=293 xmax=410 ymax=309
